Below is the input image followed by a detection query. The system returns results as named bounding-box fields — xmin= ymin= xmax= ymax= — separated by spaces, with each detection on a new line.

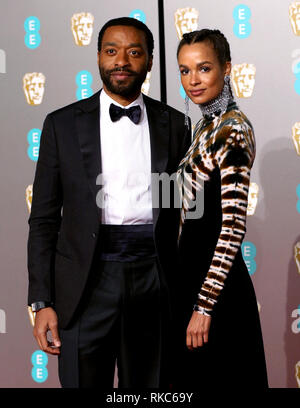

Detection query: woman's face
xmin=178 ymin=41 xmax=231 ymax=105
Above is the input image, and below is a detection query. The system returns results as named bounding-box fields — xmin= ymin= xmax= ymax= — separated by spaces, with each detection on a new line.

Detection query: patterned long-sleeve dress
xmin=173 ymin=99 xmax=268 ymax=388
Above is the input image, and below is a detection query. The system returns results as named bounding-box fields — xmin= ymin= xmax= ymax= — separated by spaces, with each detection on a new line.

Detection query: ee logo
xmin=297 ymin=184 xmax=300 ymax=214
xmin=129 ymin=9 xmax=146 ymax=23
xmin=76 ymin=70 xmax=93 ymax=100
xmin=31 ymin=351 xmax=48 ymax=383
xmin=292 ymin=49 xmax=300 ymax=95
xmin=241 ymin=241 xmax=257 ymax=275
xmin=180 ymin=84 xmax=186 ymax=99
xmin=27 ymin=129 xmax=41 ymax=162
xmin=24 ymin=16 xmax=41 ymax=49
xmin=233 ymin=5 xmax=251 ymax=39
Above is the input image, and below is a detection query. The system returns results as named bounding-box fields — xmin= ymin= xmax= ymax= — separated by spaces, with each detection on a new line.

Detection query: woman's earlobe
xmin=225 ymin=62 xmax=232 ymax=76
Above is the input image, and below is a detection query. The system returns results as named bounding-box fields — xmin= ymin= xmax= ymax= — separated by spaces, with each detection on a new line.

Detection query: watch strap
xmin=31 ymin=301 xmax=53 ymax=312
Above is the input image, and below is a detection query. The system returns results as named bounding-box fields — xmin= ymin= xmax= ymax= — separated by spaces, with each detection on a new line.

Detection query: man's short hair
xmin=97 ymin=17 xmax=154 ymax=56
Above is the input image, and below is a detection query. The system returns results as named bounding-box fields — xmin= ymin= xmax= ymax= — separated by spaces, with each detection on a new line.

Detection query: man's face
xmin=290 ymin=4 xmax=300 ymax=34
xmin=97 ymin=25 xmax=152 ymax=98
xmin=297 ymin=12 xmax=300 ymax=30
xmin=295 ymin=243 xmax=300 ymax=269
xmin=174 ymin=8 xmax=199 ymax=39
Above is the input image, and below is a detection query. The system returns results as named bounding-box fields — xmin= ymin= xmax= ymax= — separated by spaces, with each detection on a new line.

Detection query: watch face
xmin=31 ymin=301 xmax=52 ymax=312
xmin=31 ymin=302 xmax=44 ymax=312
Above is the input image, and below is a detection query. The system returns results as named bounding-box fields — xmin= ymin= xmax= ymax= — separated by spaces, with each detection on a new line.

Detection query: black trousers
xmin=58 ymin=255 xmax=163 ymax=388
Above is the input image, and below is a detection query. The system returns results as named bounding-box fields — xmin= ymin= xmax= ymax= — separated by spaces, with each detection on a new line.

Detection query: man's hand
xmin=186 ymin=311 xmax=211 ymax=350
xmin=33 ymin=307 xmax=61 ymax=355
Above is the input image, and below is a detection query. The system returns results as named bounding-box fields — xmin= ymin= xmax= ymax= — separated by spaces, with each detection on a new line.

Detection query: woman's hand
xmin=186 ymin=311 xmax=211 ymax=350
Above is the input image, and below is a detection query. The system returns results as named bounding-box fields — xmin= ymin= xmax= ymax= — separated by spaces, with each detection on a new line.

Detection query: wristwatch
xmin=31 ymin=301 xmax=53 ymax=312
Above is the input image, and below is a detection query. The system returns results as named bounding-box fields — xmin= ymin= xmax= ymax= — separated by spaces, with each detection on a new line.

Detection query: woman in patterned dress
xmin=173 ymin=29 xmax=268 ymax=388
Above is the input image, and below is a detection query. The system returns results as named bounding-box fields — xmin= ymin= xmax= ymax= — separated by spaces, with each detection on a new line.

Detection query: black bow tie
xmin=109 ymin=103 xmax=142 ymax=125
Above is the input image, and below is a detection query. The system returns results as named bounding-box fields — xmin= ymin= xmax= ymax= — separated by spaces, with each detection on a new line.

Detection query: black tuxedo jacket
xmin=27 ymin=90 xmax=191 ymax=328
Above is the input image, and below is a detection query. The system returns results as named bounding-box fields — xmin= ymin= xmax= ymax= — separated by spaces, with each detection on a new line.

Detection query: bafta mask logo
xmin=231 ymin=63 xmax=256 ymax=98
xmin=290 ymin=2 xmax=300 ymax=36
xmin=142 ymin=71 xmax=151 ymax=95
xmin=26 ymin=184 xmax=33 ymax=213
xmin=241 ymin=241 xmax=257 ymax=276
xmin=23 ymin=72 xmax=45 ymax=105
xmin=129 ymin=9 xmax=146 ymax=24
xmin=247 ymin=182 xmax=259 ymax=216
xmin=296 ymin=361 xmax=300 ymax=388
xmin=174 ymin=8 xmax=199 ymax=39
xmin=71 ymin=12 xmax=94 ymax=46
xmin=292 ymin=122 xmax=300 ymax=155
xmin=294 ymin=242 xmax=300 ymax=275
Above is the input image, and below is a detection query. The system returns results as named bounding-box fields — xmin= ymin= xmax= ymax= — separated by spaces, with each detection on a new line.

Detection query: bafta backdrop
xmin=0 ymin=0 xmax=299 ymax=388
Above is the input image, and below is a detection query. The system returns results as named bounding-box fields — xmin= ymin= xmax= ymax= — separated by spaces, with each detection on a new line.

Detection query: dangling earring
xmin=224 ymin=75 xmax=234 ymax=99
xmin=184 ymin=94 xmax=190 ymax=128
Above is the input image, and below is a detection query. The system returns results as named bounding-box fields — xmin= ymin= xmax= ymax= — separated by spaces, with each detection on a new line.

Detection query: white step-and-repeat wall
xmin=0 ymin=0 xmax=299 ymax=388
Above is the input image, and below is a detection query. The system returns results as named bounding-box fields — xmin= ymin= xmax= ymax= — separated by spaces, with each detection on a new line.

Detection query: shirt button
xmin=92 ymin=232 xmax=97 ymax=238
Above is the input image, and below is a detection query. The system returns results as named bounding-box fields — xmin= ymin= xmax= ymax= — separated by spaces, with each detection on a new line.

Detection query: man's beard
xmin=99 ymin=65 xmax=147 ymax=97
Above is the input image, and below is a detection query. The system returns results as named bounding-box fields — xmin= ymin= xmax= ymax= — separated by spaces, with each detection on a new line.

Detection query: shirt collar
xmin=100 ymin=88 xmax=144 ymax=110
xmin=100 ymin=88 xmax=145 ymax=124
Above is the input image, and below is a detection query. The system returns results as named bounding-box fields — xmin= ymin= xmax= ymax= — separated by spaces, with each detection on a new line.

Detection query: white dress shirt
xmin=99 ymin=89 xmax=153 ymax=225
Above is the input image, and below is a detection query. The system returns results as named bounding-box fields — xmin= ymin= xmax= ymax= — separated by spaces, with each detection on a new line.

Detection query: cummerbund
xmin=98 ymin=224 xmax=157 ymax=262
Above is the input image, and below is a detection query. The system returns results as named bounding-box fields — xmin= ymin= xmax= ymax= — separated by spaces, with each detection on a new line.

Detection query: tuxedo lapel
xmin=75 ymin=90 xmax=102 ymax=219
xmin=143 ymin=95 xmax=170 ymax=229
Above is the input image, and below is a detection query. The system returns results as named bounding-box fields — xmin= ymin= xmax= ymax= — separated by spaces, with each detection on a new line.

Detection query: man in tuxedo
xmin=27 ymin=17 xmax=191 ymax=388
